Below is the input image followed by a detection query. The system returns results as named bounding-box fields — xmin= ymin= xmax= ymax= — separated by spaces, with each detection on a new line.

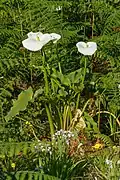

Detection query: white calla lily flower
xmin=76 ymin=42 xmax=97 ymax=56
xmin=50 ymin=33 xmax=61 ymax=44
xmin=22 ymin=32 xmax=61 ymax=51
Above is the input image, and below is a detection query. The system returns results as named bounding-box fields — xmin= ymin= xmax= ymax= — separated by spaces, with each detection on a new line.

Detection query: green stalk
xmin=76 ymin=93 xmax=80 ymax=109
xmin=91 ymin=12 xmax=94 ymax=39
xmin=82 ymin=56 xmax=87 ymax=84
xmin=63 ymin=105 xmax=69 ymax=130
xmin=41 ymin=51 xmax=54 ymax=136
xmin=58 ymin=62 xmax=62 ymax=73
xmin=109 ymin=115 xmax=113 ymax=135
xmin=96 ymin=111 xmax=120 ymax=127
xmin=30 ymin=52 xmax=33 ymax=84
xmin=67 ymin=106 xmax=72 ymax=130
xmin=0 ymin=102 xmax=4 ymax=122
xmin=76 ymin=56 xmax=87 ymax=109
xmin=45 ymin=104 xmax=54 ymax=135
xmin=81 ymin=98 xmax=91 ymax=116
xmin=17 ymin=1 xmax=23 ymax=36
xmin=84 ymin=3 xmax=86 ymax=39
xmin=42 ymin=51 xmax=49 ymax=96
xmin=71 ymin=98 xmax=91 ymax=130
xmin=56 ymin=106 xmax=63 ymax=129
xmin=43 ymin=67 xmax=49 ymax=96
xmin=98 ymin=97 xmax=101 ymax=131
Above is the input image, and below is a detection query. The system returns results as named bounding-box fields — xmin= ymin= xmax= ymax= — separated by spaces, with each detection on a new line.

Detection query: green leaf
xmin=34 ymin=87 xmax=44 ymax=99
xmin=20 ymin=172 xmax=27 ymax=180
xmin=5 ymin=87 xmax=33 ymax=121
xmin=84 ymin=112 xmax=99 ymax=133
xmin=58 ymin=88 xmax=68 ymax=97
xmin=61 ymin=76 xmax=71 ymax=86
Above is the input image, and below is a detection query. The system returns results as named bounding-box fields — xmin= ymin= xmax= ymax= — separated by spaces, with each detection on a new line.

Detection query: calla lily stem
xmin=45 ymin=104 xmax=54 ymax=135
xmin=42 ymin=50 xmax=54 ymax=136
xmin=30 ymin=52 xmax=33 ymax=84
xmin=42 ymin=51 xmax=49 ymax=96
xmin=82 ymin=56 xmax=87 ymax=84
xmin=76 ymin=56 xmax=87 ymax=109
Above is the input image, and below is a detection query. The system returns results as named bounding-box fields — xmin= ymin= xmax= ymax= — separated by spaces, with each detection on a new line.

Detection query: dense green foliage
xmin=0 ymin=0 xmax=120 ymax=179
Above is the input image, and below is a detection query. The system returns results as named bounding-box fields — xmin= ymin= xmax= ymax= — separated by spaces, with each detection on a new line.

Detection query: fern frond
xmin=94 ymin=134 xmax=113 ymax=147
xmin=0 ymin=141 xmax=37 ymax=157
xmin=103 ymin=10 xmax=120 ymax=35
xmin=7 ymin=172 xmax=60 ymax=180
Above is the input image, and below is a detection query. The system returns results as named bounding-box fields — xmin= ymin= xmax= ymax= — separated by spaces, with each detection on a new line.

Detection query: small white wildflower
xmin=117 ymin=160 xmax=120 ymax=165
xmin=118 ymin=84 xmax=120 ymax=89
xmin=64 ymin=131 xmax=67 ymax=134
xmin=105 ymin=159 xmax=111 ymax=164
xmin=52 ymin=137 xmax=55 ymax=140
xmin=49 ymin=151 xmax=52 ymax=155
xmin=47 ymin=147 xmax=51 ymax=151
xmin=62 ymin=134 xmax=67 ymax=139
xmin=57 ymin=131 xmax=61 ymax=135
xmin=68 ymin=133 xmax=72 ymax=138
xmin=60 ymin=129 xmax=64 ymax=133
xmin=105 ymin=159 xmax=112 ymax=168
xmin=52 ymin=135 xmax=55 ymax=140
xmin=55 ymin=132 xmax=58 ymax=136
xmin=66 ymin=140 xmax=69 ymax=145
xmin=90 ymin=81 xmax=95 ymax=85
xmin=56 ymin=6 xmax=62 ymax=11
xmin=41 ymin=148 xmax=45 ymax=152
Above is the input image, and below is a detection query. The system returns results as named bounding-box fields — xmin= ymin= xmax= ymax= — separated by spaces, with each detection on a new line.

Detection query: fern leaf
xmin=84 ymin=112 xmax=99 ymax=133
xmin=94 ymin=134 xmax=113 ymax=147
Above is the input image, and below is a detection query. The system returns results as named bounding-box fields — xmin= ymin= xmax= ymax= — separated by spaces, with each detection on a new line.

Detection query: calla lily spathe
xmin=76 ymin=42 xmax=97 ymax=56
xmin=22 ymin=32 xmax=61 ymax=51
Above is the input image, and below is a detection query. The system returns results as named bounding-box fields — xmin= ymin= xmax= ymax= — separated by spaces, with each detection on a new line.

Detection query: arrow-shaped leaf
xmin=5 ymin=87 xmax=33 ymax=121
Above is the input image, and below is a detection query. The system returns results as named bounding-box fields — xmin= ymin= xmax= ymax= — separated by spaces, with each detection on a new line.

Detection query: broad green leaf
xmin=67 ymin=71 xmax=75 ymax=83
xmin=84 ymin=112 xmax=99 ymax=133
xmin=61 ymin=76 xmax=71 ymax=86
xmin=5 ymin=87 xmax=33 ymax=121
